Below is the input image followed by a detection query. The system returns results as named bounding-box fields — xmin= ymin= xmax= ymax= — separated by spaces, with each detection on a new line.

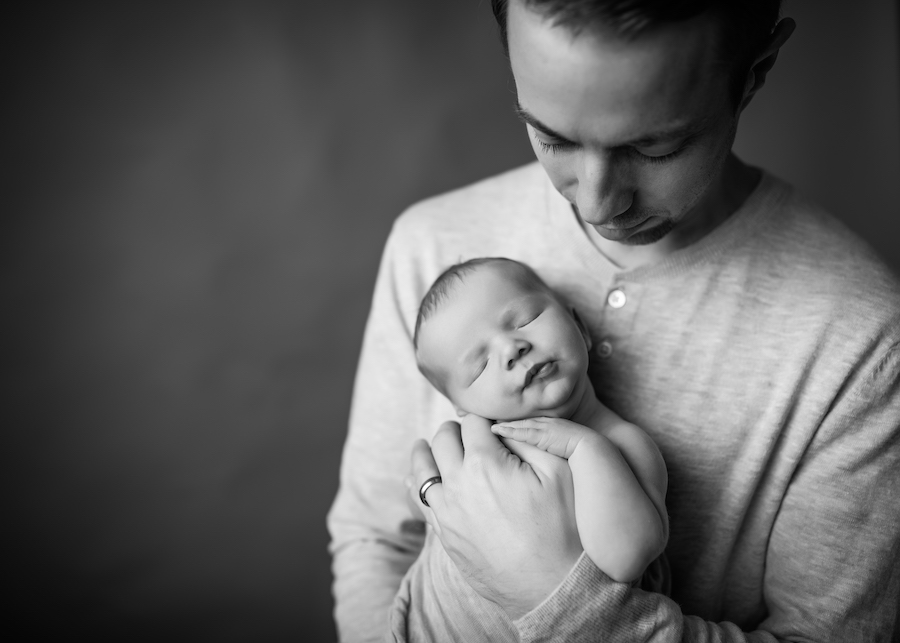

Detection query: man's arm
xmin=327 ymin=224 xmax=435 ymax=643
xmin=413 ymin=344 xmax=900 ymax=641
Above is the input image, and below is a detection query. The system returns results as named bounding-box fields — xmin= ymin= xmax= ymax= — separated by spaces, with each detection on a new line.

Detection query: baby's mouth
xmin=523 ymin=361 xmax=556 ymax=388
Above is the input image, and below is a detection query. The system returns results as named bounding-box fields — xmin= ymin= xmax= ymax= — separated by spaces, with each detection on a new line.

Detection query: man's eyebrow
xmin=625 ymin=122 xmax=703 ymax=146
xmin=515 ymin=103 xmax=574 ymax=142
xmin=515 ymin=101 xmax=705 ymax=147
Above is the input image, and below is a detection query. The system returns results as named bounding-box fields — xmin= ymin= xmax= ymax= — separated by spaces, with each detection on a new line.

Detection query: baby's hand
xmin=492 ymin=417 xmax=594 ymax=460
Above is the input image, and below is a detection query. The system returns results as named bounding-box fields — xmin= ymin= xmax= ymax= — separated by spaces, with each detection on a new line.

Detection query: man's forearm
xmin=332 ymin=539 xmax=420 ymax=642
xmin=512 ymin=555 xmax=776 ymax=643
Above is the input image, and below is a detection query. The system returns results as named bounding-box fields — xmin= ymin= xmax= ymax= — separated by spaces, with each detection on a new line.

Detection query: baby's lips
xmin=522 ymin=362 xmax=541 ymax=388
xmin=523 ymin=361 xmax=555 ymax=388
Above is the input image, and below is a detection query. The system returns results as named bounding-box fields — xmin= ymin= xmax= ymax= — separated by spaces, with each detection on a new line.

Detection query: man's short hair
xmin=490 ymin=0 xmax=782 ymax=107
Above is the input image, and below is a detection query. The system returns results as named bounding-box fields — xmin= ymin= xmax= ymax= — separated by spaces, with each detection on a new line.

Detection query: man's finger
xmin=459 ymin=413 xmax=503 ymax=452
xmin=501 ymin=437 xmax=570 ymax=482
xmin=410 ymin=438 xmax=445 ymax=512
xmin=432 ymin=420 xmax=464 ymax=477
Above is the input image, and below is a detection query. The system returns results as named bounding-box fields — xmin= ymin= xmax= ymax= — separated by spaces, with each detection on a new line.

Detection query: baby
xmin=414 ymin=256 xmax=668 ymax=580
xmin=390 ymin=257 xmax=668 ymax=641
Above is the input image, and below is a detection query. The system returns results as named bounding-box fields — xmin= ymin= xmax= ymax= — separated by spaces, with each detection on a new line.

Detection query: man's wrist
xmin=503 ymin=550 xmax=586 ymax=620
xmin=513 ymin=552 xmax=619 ymax=637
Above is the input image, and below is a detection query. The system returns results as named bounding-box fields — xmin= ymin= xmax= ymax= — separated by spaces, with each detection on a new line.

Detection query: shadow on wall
xmin=4 ymin=1 xmax=898 ymax=641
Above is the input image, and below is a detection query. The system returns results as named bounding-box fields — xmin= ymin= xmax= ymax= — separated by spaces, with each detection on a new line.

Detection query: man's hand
xmin=407 ymin=414 xmax=583 ymax=619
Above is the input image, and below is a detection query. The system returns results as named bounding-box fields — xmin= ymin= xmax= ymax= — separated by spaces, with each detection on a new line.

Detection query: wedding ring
xmin=418 ymin=476 xmax=442 ymax=507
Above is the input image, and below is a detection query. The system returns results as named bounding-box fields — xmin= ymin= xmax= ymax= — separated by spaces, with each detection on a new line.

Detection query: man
xmin=328 ymin=0 xmax=900 ymax=640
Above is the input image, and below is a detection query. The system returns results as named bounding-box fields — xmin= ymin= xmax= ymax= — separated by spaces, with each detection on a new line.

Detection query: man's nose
xmin=575 ymin=150 xmax=633 ymax=225
xmin=501 ymin=338 xmax=531 ymax=370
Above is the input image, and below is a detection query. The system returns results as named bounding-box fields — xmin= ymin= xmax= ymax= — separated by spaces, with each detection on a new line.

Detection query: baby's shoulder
xmin=596 ymin=418 xmax=652 ymax=452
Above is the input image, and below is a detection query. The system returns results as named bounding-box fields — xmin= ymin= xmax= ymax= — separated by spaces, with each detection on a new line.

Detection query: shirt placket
xmin=591 ymin=280 xmax=642 ymax=366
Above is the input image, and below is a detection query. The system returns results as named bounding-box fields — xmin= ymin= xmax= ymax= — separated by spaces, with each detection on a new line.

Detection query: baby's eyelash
xmin=518 ymin=314 xmax=539 ymax=328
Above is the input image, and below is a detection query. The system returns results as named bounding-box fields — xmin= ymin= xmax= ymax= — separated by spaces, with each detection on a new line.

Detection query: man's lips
xmin=598 ymin=212 xmax=655 ymax=232
xmin=594 ymin=217 xmax=655 ymax=241
xmin=572 ymin=203 xmax=652 ymax=231
xmin=523 ymin=361 xmax=556 ymax=388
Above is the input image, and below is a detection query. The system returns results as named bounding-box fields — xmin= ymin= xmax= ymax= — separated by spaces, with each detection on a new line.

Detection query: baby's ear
xmin=571 ymin=307 xmax=592 ymax=351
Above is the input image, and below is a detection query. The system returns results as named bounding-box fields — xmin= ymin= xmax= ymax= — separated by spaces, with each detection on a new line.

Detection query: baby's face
xmin=417 ymin=264 xmax=590 ymax=421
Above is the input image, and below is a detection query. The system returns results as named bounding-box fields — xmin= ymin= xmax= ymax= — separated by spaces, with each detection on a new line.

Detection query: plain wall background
xmin=4 ymin=1 xmax=898 ymax=641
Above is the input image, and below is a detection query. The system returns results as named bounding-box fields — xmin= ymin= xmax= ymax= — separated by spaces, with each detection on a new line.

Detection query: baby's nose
xmin=504 ymin=340 xmax=530 ymax=370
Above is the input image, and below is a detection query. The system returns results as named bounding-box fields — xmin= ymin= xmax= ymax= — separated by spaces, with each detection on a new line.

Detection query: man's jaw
xmin=572 ymin=204 xmax=674 ymax=246
xmin=609 ymin=219 xmax=676 ymax=246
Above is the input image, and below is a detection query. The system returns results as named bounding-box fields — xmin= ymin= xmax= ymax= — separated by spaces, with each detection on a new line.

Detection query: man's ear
xmin=738 ymin=17 xmax=796 ymax=113
xmin=571 ymin=307 xmax=592 ymax=352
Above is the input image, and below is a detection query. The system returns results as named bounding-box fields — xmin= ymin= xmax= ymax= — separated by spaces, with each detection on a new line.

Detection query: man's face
xmin=417 ymin=264 xmax=590 ymax=422
xmin=507 ymin=1 xmax=740 ymax=247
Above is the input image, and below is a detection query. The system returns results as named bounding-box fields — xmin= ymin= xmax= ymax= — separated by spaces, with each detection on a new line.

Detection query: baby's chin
xmin=482 ymin=395 xmax=576 ymax=423
xmin=466 ymin=374 xmax=586 ymax=422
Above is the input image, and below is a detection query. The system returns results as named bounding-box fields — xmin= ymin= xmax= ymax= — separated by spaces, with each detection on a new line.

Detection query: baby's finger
xmin=493 ymin=423 xmax=556 ymax=451
xmin=492 ymin=422 xmax=542 ymax=442
xmin=492 ymin=418 xmax=544 ymax=429
xmin=493 ymin=421 xmax=580 ymax=459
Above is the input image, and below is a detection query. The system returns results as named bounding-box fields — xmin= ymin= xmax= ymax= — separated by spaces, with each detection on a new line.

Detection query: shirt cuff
xmin=513 ymin=551 xmax=624 ymax=642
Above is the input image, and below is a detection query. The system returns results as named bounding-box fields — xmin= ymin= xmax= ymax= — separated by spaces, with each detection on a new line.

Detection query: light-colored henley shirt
xmin=328 ymin=163 xmax=900 ymax=642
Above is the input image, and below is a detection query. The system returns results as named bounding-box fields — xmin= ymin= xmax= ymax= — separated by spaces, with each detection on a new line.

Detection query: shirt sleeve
xmin=326 ymin=221 xmax=436 ymax=643
xmin=515 ymin=342 xmax=900 ymax=643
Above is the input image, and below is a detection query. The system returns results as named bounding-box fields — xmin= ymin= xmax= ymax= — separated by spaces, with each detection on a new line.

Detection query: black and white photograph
xmin=6 ymin=1 xmax=899 ymax=641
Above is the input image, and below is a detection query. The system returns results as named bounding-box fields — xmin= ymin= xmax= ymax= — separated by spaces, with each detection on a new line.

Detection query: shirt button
xmin=607 ymin=289 xmax=626 ymax=309
xmin=597 ymin=340 xmax=613 ymax=359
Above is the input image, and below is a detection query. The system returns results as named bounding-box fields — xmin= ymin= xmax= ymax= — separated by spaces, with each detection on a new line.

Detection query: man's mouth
xmin=602 ymin=221 xmax=645 ymax=233
xmin=523 ymin=362 xmax=556 ymax=388
xmin=594 ymin=223 xmax=644 ymax=241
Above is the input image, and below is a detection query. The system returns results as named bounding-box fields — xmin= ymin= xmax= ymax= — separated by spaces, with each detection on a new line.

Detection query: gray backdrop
xmin=5 ymin=1 xmax=898 ymax=641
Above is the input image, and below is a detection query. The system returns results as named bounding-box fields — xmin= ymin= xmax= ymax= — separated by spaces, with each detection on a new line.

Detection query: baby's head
xmin=414 ymin=257 xmax=592 ymax=422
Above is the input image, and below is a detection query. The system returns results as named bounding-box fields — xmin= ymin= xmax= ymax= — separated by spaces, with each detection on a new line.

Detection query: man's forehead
xmin=507 ymin=2 xmax=729 ymax=145
xmin=515 ymin=100 xmax=711 ymax=147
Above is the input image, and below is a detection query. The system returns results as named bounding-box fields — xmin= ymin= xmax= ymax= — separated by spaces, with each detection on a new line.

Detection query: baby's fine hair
xmin=412 ymin=257 xmax=552 ymax=352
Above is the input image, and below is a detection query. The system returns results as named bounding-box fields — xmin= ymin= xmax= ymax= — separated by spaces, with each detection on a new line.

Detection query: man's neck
xmin=589 ymin=154 xmax=760 ymax=270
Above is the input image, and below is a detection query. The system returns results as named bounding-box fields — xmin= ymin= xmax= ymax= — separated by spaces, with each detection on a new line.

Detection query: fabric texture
xmin=391 ymin=535 xmax=671 ymax=642
xmin=327 ymin=162 xmax=900 ymax=642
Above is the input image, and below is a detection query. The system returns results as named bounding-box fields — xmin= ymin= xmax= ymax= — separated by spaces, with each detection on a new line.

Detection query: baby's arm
xmin=492 ymin=416 xmax=668 ymax=583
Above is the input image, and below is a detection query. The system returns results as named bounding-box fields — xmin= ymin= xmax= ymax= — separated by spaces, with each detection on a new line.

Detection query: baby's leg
xmin=492 ymin=418 xmax=663 ymax=582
